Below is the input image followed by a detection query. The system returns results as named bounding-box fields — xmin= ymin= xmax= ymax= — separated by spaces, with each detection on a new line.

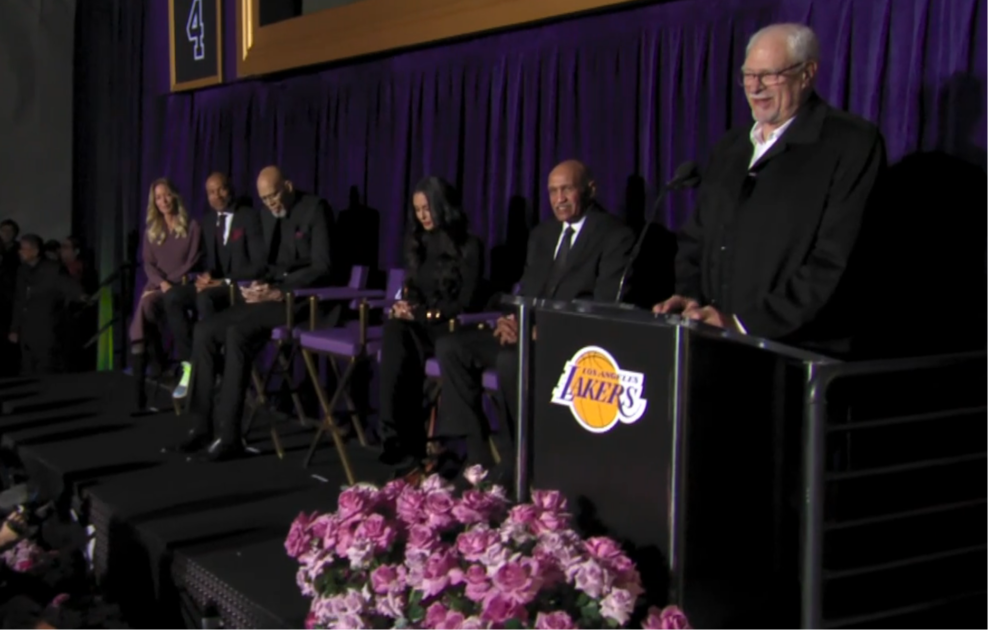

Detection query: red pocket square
xmin=295 ymin=230 xmax=305 ymax=239
xmin=230 ymin=228 xmax=244 ymax=241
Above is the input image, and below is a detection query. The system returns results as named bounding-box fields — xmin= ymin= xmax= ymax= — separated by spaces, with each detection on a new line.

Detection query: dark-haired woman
xmin=378 ymin=177 xmax=484 ymax=472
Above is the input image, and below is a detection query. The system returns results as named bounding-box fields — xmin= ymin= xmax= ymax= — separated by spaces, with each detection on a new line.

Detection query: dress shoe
xmin=162 ymin=430 xmax=212 ymax=455
xmin=378 ymin=440 xmax=418 ymax=468
xmin=193 ymin=439 xmax=247 ymax=463
xmin=434 ymin=450 xmax=466 ymax=481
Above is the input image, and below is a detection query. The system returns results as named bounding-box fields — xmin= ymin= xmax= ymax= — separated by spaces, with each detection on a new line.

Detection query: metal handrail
xmin=826 ymin=405 xmax=986 ymax=433
xmin=799 ymin=350 xmax=986 ymax=629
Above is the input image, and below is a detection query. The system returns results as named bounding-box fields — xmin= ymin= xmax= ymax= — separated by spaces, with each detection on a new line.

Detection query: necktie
xmin=555 ymin=226 xmax=574 ymax=265
xmin=543 ymin=226 xmax=574 ymax=296
xmin=216 ymin=213 xmax=228 ymax=246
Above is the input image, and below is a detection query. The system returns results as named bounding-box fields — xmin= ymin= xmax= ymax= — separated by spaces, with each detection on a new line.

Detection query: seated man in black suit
xmin=168 ymin=166 xmax=334 ymax=462
xmin=434 ymin=159 xmax=634 ymax=480
xmin=655 ymin=23 xmax=885 ymax=358
xmin=166 ymin=173 xmax=266 ymax=398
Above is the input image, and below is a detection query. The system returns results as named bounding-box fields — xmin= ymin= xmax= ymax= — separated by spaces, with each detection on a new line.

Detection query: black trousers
xmin=188 ymin=301 xmax=289 ymax=444
xmin=163 ymin=284 xmax=236 ymax=362
xmin=378 ymin=318 xmax=448 ymax=458
xmin=19 ymin=341 xmax=58 ymax=376
xmin=433 ymin=328 xmax=520 ymax=468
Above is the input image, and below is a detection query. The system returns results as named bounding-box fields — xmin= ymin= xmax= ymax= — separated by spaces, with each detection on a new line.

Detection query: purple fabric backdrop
xmin=75 ymin=0 xmax=986 ymax=301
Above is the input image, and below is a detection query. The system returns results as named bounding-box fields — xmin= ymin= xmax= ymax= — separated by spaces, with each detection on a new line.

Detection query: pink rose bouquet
xmin=1 ymin=538 xmax=51 ymax=574
xmin=286 ymin=466 xmax=688 ymax=629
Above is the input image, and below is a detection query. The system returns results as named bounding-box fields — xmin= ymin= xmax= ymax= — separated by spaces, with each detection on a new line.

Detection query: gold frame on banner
xmin=237 ymin=0 xmax=638 ymax=78
xmin=169 ymin=0 xmax=224 ymax=92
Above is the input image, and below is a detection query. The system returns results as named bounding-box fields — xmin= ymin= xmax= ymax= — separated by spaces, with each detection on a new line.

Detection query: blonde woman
xmin=130 ymin=178 xmax=202 ymax=409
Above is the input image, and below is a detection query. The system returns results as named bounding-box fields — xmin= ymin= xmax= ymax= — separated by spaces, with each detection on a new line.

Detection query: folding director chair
xmin=243 ymin=266 xmax=371 ymax=438
xmin=298 ymin=268 xmax=406 ymax=483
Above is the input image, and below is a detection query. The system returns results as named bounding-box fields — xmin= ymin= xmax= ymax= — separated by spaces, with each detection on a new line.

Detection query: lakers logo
xmin=550 ymin=346 xmax=647 ymax=433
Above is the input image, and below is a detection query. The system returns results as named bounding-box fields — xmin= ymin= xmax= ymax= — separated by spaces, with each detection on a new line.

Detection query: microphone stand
xmin=615 ymin=184 xmax=675 ymax=303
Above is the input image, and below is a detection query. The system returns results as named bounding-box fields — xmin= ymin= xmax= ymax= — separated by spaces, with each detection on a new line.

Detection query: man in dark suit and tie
xmin=434 ymin=159 xmax=635 ymax=480
xmin=166 ymin=173 xmax=266 ymax=398
xmin=655 ymin=23 xmax=886 ymax=358
xmin=168 ymin=166 xmax=334 ymax=462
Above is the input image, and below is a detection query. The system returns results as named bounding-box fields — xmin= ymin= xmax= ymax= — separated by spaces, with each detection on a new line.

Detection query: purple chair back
xmin=386 ymin=268 xmax=406 ymax=300
xmin=348 ymin=268 xmax=404 ymax=311
xmin=348 ymin=265 xmax=370 ymax=290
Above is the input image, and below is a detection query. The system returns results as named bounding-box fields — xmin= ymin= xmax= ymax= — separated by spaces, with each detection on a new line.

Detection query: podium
xmin=503 ymin=297 xmax=833 ymax=627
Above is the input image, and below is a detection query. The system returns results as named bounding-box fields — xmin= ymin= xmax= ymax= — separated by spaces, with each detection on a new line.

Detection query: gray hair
xmin=747 ymin=23 xmax=820 ymax=65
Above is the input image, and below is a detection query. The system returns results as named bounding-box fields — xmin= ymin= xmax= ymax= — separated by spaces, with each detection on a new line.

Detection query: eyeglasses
xmin=738 ymin=62 xmax=804 ymax=87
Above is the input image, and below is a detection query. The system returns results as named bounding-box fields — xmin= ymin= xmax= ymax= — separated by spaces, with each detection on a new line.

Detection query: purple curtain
xmin=76 ymin=0 xmax=986 ymax=290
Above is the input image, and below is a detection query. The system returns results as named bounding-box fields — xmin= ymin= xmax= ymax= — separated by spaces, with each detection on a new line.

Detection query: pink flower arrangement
xmin=286 ymin=466 xmax=692 ymax=629
xmin=1 ymin=538 xmax=51 ymax=573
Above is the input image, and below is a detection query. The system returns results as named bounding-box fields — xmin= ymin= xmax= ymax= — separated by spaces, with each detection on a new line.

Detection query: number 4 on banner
xmin=186 ymin=0 xmax=205 ymax=61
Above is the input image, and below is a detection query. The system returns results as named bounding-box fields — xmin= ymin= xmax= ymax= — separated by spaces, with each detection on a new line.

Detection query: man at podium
xmin=655 ymin=23 xmax=886 ymax=357
xmin=434 ymin=159 xmax=635 ymax=482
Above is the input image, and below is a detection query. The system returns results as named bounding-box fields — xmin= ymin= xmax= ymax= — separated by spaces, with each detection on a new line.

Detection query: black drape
xmin=72 ymin=0 xmax=147 ymax=370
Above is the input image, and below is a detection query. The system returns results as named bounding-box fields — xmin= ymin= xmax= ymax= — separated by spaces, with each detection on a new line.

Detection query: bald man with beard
xmin=165 ymin=172 xmax=266 ymax=398
xmin=167 ymin=166 xmax=335 ymax=462
xmin=433 ymin=160 xmax=634 ymax=485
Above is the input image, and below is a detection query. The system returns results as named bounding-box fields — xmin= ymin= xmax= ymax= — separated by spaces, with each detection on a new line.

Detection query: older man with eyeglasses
xmin=654 ymin=23 xmax=887 ymax=358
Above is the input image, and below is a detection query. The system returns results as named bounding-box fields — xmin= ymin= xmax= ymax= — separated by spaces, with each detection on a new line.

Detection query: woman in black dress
xmin=378 ymin=176 xmax=484 ymax=471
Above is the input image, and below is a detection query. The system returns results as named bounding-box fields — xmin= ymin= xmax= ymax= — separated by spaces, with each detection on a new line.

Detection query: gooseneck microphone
xmin=615 ymin=161 xmax=701 ymax=303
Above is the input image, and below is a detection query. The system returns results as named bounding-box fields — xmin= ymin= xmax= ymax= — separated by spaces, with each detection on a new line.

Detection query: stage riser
xmin=0 ymin=371 xmax=372 ymax=629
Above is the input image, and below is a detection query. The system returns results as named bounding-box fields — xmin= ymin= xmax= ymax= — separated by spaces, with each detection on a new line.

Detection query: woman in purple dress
xmin=130 ymin=178 xmax=201 ymax=409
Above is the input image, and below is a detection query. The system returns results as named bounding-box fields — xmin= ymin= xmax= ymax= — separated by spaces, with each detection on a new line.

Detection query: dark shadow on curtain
xmin=489 ymin=195 xmax=532 ymax=295
xmin=937 ymin=72 xmax=988 ymax=171
xmin=335 ymin=185 xmax=381 ymax=278
xmin=856 ymin=73 xmax=987 ymax=359
xmin=622 ymin=174 xmax=647 ymax=234
xmin=72 ymin=0 xmax=146 ymax=372
xmin=621 ymin=175 xmax=676 ymax=309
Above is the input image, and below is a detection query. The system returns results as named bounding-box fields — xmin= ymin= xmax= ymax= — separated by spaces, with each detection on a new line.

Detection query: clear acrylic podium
xmin=502 ymin=296 xmax=833 ymax=627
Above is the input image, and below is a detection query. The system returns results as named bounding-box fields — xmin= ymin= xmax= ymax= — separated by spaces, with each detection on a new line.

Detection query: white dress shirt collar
xmin=215 ymin=209 xmax=234 ymax=245
xmin=554 ymin=213 xmax=588 ymax=258
xmin=749 ymin=117 xmax=796 ymax=168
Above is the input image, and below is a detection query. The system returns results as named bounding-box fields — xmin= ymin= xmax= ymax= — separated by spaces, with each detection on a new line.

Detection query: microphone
xmin=615 ymin=161 xmax=701 ymax=302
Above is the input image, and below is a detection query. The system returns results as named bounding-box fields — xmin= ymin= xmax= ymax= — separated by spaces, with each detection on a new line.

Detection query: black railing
xmin=80 ymin=260 xmax=136 ymax=370
xmin=800 ymin=351 xmax=987 ymax=628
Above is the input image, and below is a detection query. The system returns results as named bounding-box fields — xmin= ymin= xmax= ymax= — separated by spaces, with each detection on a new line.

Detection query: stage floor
xmin=0 ymin=370 xmax=392 ymax=628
